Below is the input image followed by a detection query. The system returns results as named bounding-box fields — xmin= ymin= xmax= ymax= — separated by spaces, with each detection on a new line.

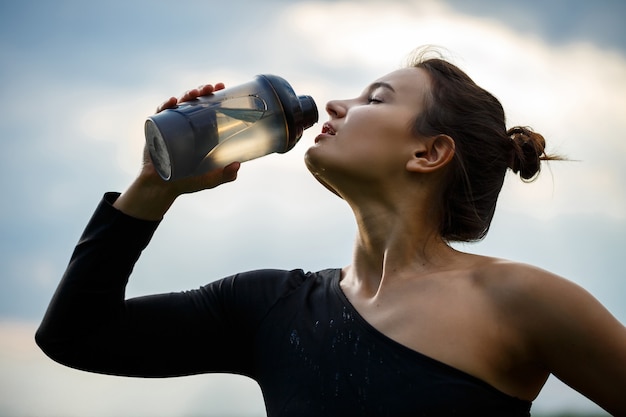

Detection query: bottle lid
xmin=298 ymin=95 xmax=318 ymax=131
xmin=258 ymin=75 xmax=319 ymax=153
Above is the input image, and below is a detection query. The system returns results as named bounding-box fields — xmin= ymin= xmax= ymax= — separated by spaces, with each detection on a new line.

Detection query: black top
xmin=36 ymin=193 xmax=532 ymax=417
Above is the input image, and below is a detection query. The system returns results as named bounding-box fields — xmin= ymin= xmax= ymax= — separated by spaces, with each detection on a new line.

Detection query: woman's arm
xmin=519 ymin=267 xmax=626 ymax=415
xmin=35 ymin=83 xmax=249 ymax=376
xmin=35 ymin=192 xmax=300 ymax=378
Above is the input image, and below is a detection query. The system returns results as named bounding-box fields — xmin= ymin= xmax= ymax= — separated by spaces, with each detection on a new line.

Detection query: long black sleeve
xmin=35 ymin=193 xmax=267 ymax=378
xmin=35 ymin=195 xmax=532 ymax=416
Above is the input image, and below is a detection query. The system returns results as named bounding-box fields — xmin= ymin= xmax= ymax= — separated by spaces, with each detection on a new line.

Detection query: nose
xmin=326 ymin=99 xmax=347 ymax=119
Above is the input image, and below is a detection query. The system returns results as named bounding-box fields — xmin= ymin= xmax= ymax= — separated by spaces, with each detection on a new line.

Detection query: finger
xmin=156 ymin=96 xmax=178 ymax=113
xmin=158 ymin=83 xmax=225 ymax=113
xmin=197 ymin=83 xmax=225 ymax=96
xmin=173 ymin=161 xmax=241 ymax=194
xmin=199 ymin=161 xmax=240 ymax=189
xmin=178 ymin=88 xmax=200 ymax=103
xmin=221 ymin=161 xmax=241 ymax=183
xmin=206 ymin=161 xmax=240 ymax=189
xmin=197 ymin=84 xmax=215 ymax=96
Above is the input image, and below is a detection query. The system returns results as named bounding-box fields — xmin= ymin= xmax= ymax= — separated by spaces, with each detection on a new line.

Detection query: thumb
xmin=220 ymin=161 xmax=241 ymax=184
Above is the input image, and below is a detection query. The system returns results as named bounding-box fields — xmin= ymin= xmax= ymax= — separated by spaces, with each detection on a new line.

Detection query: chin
xmin=303 ymin=146 xmax=322 ymax=174
xmin=304 ymin=153 xmax=343 ymax=199
xmin=313 ymin=174 xmax=343 ymax=199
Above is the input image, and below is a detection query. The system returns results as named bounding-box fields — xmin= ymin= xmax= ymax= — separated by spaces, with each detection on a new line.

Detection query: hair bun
xmin=507 ymin=126 xmax=547 ymax=181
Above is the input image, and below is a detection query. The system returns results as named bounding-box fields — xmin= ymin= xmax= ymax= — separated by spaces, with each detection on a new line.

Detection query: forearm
xmin=36 ymin=82 xmax=243 ymax=373
xmin=113 ymin=172 xmax=179 ymax=221
xmin=113 ymin=160 xmax=240 ymax=221
xmin=35 ymin=193 xmax=160 ymax=369
xmin=35 ymin=193 xmax=256 ymax=378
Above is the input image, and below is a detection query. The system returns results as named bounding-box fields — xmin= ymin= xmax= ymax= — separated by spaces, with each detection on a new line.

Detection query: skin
xmin=113 ymin=83 xmax=241 ymax=221
xmin=115 ymin=69 xmax=626 ymax=415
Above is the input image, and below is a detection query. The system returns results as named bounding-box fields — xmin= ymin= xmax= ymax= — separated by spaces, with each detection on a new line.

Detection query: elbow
xmin=34 ymin=323 xmax=61 ymax=362
xmin=34 ymin=322 xmax=77 ymax=366
xmin=35 ymin=320 xmax=112 ymax=375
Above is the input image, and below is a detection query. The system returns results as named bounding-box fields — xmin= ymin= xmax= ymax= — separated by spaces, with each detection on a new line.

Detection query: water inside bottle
xmin=195 ymin=96 xmax=288 ymax=171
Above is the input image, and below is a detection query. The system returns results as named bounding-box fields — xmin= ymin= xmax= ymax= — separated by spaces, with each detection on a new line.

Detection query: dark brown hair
xmin=409 ymin=49 xmax=559 ymax=242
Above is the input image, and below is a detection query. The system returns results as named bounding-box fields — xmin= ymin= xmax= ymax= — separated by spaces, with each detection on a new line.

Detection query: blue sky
xmin=1 ymin=0 xmax=625 ymax=415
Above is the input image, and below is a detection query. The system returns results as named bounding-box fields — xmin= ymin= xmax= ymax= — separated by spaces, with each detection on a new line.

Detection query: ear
xmin=406 ymin=134 xmax=455 ymax=174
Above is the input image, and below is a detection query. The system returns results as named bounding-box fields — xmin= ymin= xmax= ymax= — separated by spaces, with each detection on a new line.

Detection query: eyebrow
xmin=367 ymin=81 xmax=396 ymax=94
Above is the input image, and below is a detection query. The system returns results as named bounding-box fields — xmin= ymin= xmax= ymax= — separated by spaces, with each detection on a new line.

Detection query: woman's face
xmin=304 ymin=67 xmax=430 ymax=195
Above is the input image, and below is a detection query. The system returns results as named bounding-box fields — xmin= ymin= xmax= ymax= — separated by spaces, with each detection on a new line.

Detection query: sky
xmin=1 ymin=0 xmax=625 ymax=415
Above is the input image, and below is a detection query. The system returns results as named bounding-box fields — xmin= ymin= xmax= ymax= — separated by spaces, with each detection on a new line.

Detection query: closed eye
xmin=367 ymin=96 xmax=383 ymax=104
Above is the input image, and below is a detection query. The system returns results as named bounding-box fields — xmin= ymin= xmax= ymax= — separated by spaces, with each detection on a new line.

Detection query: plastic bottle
xmin=145 ymin=74 xmax=318 ymax=181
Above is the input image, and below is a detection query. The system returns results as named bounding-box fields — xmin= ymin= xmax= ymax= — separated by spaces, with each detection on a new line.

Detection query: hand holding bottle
xmin=113 ymin=83 xmax=241 ymax=221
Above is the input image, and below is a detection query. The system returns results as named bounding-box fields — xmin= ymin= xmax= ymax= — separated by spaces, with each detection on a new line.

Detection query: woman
xmin=36 ymin=51 xmax=626 ymax=416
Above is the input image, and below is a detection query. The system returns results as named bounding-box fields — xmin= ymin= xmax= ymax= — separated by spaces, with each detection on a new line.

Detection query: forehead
xmin=370 ymin=67 xmax=430 ymax=96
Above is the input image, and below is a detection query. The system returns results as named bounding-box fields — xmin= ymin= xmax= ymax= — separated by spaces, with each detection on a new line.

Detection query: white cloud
xmin=0 ymin=320 xmax=604 ymax=416
xmin=280 ymin=0 xmax=626 ymax=220
xmin=0 ymin=322 xmax=265 ymax=417
xmin=45 ymin=0 xmax=625 ymax=225
xmin=2 ymin=1 xmax=624 ymax=416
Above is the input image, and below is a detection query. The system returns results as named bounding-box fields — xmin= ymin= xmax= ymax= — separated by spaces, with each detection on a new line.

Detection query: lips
xmin=314 ymin=122 xmax=336 ymax=144
xmin=322 ymin=123 xmax=336 ymax=135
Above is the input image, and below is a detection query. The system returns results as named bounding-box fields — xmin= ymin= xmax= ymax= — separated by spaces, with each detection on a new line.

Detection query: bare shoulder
xmin=473 ymin=256 xmax=626 ymax=415
xmin=472 ymin=257 xmax=583 ymax=305
xmin=473 ymin=258 xmax=619 ymax=326
xmin=472 ymin=257 xmax=622 ymax=349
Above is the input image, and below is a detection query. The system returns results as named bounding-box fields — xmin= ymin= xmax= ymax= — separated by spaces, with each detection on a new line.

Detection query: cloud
xmin=0 ymin=320 xmax=604 ymax=416
xmin=445 ymin=0 xmax=626 ymax=53
xmin=0 ymin=321 xmax=265 ymax=417
xmin=282 ymin=0 xmax=626 ymax=221
xmin=1 ymin=0 xmax=623 ymax=415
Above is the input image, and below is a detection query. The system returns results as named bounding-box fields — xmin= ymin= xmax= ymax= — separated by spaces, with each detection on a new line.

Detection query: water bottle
xmin=145 ymin=74 xmax=318 ymax=181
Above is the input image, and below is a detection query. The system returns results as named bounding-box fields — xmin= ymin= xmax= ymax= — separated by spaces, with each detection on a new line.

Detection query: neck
xmin=344 ymin=196 xmax=457 ymax=297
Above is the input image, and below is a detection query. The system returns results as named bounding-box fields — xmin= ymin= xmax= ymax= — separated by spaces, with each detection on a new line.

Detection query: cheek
xmin=344 ymin=108 xmax=407 ymax=143
xmin=304 ymin=110 xmax=410 ymax=174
